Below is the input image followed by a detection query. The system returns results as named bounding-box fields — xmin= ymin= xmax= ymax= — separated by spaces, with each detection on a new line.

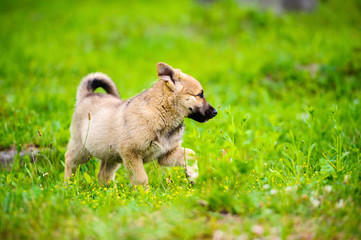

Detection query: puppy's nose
xmin=212 ymin=109 xmax=217 ymax=116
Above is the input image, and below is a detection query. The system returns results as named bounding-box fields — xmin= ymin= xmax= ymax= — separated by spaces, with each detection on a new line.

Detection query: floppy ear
xmin=157 ymin=62 xmax=176 ymax=90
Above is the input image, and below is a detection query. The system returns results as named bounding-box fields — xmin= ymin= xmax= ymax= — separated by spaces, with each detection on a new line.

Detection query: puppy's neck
xmin=151 ymin=81 xmax=185 ymax=128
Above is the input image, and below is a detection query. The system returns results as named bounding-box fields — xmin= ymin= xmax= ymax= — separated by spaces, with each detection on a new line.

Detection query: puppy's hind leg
xmin=97 ymin=161 xmax=121 ymax=185
xmin=64 ymin=139 xmax=91 ymax=180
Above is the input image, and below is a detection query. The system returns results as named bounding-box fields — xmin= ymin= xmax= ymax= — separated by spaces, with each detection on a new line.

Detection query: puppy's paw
xmin=186 ymin=164 xmax=199 ymax=183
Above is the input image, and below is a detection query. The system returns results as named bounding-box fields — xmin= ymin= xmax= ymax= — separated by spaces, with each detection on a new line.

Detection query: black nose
xmin=212 ymin=109 xmax=217 ymax=116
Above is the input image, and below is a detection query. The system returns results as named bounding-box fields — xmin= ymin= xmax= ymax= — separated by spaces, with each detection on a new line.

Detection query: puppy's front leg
xmin=122 ymin=152 xmax=149 ymax=186
xmin=159 ymin=147 xmax=199 ymax=182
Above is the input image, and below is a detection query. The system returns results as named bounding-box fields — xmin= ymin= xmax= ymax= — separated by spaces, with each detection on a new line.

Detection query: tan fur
xmin=64 ymin=62 xmax=217 ymax=186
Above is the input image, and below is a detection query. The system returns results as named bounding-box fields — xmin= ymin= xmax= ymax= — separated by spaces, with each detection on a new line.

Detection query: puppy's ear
xmin=157 ymin=62 xmax=176 ymax=90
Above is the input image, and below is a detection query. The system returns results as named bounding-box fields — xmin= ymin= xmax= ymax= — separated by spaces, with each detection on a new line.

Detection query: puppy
xmin=64 ymin=62 xmax=217 ymax=185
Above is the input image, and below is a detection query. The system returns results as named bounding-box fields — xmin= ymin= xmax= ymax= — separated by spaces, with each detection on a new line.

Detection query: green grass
xmin=1 ymin=0 xmax=361 ymax=239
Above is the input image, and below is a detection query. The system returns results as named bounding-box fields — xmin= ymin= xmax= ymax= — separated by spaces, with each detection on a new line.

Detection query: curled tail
xmin=76 ymin=72 xmax=120 ymax=104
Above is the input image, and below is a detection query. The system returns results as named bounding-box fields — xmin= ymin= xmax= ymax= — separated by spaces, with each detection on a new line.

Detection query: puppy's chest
xmin=144 ymin=124 xmax=184 ymax=162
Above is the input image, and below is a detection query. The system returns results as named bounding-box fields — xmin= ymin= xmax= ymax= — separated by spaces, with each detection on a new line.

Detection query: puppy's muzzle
xmin=188 ymin=104 xmax=217 ymax=123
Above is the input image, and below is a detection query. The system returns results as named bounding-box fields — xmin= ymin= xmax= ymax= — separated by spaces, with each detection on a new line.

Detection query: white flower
xmin=251 ymin=225 xmax=264 ymax=236
xmin=212 ymin=230 xmax=224 ymax=240
xmin=270 ymin=189 xmax=277 ymax=195
xmin=324 ymin=185 xmax=332 ymax=193
xmin=336 ymin=199 xmax=344 ymax=209
xmin=285 ymin=186 xmax=293 ymax=192
xmin=263 ymin=184 xmax=270 ymax=190
xmin=310 ymin=197 xmax=320 ymax=208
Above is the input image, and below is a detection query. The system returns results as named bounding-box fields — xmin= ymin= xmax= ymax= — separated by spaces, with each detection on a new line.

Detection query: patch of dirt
xmin=0 ymin=145 xmax=39 ymax=168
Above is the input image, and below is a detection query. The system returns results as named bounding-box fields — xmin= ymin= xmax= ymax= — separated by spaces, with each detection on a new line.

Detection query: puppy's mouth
xmin=187 ymin=106 xmax=217 ymax=123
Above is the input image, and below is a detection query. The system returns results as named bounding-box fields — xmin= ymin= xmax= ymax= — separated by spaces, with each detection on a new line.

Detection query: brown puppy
xmin=64 ymin=62 xmax=217 ymax=185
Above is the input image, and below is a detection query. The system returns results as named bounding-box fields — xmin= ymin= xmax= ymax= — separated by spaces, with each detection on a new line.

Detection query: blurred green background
xmin=1 ymin=0 xmax=361 ymax=239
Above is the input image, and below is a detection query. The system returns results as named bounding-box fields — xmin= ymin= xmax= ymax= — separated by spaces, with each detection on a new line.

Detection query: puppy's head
xmin=157 ymin=62 xmax=217 ymax=123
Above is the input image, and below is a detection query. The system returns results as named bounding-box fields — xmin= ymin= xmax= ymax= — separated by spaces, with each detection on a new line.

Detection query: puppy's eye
xmin=197 ymin=91 xmax=204 ymax=98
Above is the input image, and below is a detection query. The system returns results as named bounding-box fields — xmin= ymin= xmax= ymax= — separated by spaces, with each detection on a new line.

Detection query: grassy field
xmin=1 ymin=0 xmax=361 ymax=239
